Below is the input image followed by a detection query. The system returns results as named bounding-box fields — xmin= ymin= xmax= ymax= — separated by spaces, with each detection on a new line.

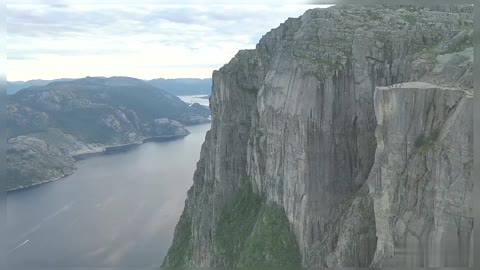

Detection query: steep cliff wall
xmin=369 ymin=82 xmax=473 ymax=267
xmin=164 ymin=5 xmax=473 ymax=268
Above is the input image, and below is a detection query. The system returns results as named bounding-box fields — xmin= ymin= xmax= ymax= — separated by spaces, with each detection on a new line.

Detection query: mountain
xmin=146 ymin=78 xmax=212 ymax=96
xmin=7 ymin=78 xmax=75 ymax=94
xmin=6 ymin=76 xmax=210 ymax=191
xmin=164 ymin=5 xmax=473 ymax=268
xmin=7 ymin=77 xmax=212 ymax=96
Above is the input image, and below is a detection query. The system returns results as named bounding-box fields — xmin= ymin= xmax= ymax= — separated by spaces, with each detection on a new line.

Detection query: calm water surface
xmin=177 ymin=95 xmax=209 ymax=106
xmin=7 ymin=123 xmax=210 ymax=268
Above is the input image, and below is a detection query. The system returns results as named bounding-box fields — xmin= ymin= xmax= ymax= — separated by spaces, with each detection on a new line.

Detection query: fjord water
xmin=177 ymin=95 xmax=209 ymax=106
xmin=7 ymin=123 xmax=210 ymax=268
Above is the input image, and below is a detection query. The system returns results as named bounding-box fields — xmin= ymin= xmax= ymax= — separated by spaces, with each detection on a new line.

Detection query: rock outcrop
xmin=369 ymin=82 xmax=473 ymax=267
xmin=164 ymin=5 xmax=473 ymax=268
xmin=7 ymin=136 xmax=76 ymax=190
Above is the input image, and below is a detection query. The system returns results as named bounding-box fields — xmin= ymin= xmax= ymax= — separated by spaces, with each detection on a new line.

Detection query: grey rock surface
xmin=7 ymin=136 xmax=76 ymax=191
xmin=369 ymin=83 xmax=473 ymax=267
xmin=165 ymin=4 xmax=473 ymax=268
xmin=27 ymin=128 xmax=105 ymax=157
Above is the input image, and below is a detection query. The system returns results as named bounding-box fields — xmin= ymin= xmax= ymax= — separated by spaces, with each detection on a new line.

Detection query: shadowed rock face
xmin=165 ymin=5 xmax=473 ymax=268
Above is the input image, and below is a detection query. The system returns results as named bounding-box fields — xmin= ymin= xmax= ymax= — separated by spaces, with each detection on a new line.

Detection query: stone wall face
xmin=164 ymin=5 xmax=473 ymax=268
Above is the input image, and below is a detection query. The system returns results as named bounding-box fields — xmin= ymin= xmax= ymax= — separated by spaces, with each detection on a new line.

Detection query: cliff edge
xmin=164 ymin=5 xmax=473 ymax=267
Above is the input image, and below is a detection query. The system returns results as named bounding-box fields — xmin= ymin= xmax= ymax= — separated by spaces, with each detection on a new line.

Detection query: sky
xmin=6 ymin=1 xmax=333 ymax=81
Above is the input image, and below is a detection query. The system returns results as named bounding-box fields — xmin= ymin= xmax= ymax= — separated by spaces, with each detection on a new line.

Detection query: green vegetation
xmin=443 ymin=37 xmax=473 ymax=55
xmin=414 ymin=44 xmax=440 ymax=65
xmin=463 ymin=160 xmax=473 ymax=172
xmin=216 ymin=178 xmax=263 ymax=266
xmin=401 ymin=14 xmax=417 ymax=25
xmin=162 ymin=210 xmax=194 ymax=267
xmin=457 ymin=18 xmax=473 ymax=30
xmin=8 ymin=78 xmax=202 ymax=144
xmin=414 ymin=129 xmax=440 ymax=150
xmin=165 ymin=177 xmax=302 ymax=268
xmin=414 ymin=134 xmax=427 ymax=148
xmin=352 ymin=187 xmax=371 ymax=216
xmin=237 ymin=205 xmax=302 ymax=268
xmin=318 ymin=58 xmax=343 ymax=71
xmin=104 ymin=86 xmax=188 ymax=120
xmin=415 ymin=27 xmax=472 ymax=58
xmin=366 ymin=10 xmax=383 ymax=22
xmin=215 ymin=178 xmax=302 ymax=267
xmin=460 ymin=24 xmax=473 ymax=31
xmin=54 ymin=106 xmax=121 ymax=144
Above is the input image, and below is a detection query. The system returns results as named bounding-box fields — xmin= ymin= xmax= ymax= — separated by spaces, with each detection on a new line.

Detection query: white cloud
xmin=7 ymin=3 xmax=333 ymax=81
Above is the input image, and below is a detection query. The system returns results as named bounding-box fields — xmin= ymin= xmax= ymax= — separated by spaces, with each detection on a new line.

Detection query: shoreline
xmin=7 ymin=170 xmax=77 ymax=193
xmin=7 ymin=133 xmax=191 ymax=193
xmin=73 ymin=133 xmax=189 ymax=161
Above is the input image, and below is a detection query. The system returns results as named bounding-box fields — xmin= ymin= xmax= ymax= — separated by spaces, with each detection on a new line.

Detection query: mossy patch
xmin=443 ymin=36 xmax=473 ymax=55
xmin=414 ymin=44 xmax=440 ymax=65
xmin=215 ymin=178 xmax=263 ymax=265
xmin=215 ymin=178 xmax=301 ymax=267
xmin=237 ymin=205 xmax=302 ymax=268
xmin=165 ymin=177 xmax=302 ymax=268
xmin=401 ymin=14 xmax=417 ymax=25
xmin=162 ymin=210 xmax=194 ymax=267
xmin=366 ymin=10 xmax=383 ymax=22
xmin=414 ymin=129 xmax=440 ymax=150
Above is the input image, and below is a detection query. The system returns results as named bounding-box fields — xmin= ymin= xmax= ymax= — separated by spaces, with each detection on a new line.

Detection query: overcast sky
xmin=6 ymin=1 xmax=333 ymax=81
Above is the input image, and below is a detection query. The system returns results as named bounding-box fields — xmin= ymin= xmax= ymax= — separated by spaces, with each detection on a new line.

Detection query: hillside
xmin=7 ymin=76 xmax=210 ymax=190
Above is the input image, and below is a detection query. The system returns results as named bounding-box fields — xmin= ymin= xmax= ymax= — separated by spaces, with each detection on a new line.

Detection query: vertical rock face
xmin=369 ymin=83 xmax=473 ymax=267
xmin=164 ymin=5 xmax=473 ymax=268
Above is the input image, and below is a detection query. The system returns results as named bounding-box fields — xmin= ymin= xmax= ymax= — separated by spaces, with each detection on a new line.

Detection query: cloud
xmin=6 ymin=3 xmax=332 ymax=81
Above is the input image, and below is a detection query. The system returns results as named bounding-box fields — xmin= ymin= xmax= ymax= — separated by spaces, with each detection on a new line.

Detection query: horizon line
xmin=6 ymin=75 xmax=213 ymax=83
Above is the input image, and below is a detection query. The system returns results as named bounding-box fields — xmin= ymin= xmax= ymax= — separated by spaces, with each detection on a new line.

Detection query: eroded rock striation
xmin=164 ymin=4 xmax=473 ymax=268
xmin=369 ymin=82 xmax=473 ymax=267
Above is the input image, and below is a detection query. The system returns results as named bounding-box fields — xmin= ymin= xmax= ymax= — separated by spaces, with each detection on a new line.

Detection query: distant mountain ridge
xmin=7 ymin=78 xmax=74 ymax=94
xmin=7 ymin=77 xmax=212 ymax=96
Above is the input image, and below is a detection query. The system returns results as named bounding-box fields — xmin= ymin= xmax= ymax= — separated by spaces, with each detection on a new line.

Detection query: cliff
xmin=369 ymin=82 xmax=473 ymax=267
xmin=164 ymin=5 xmax=473 ymax=268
